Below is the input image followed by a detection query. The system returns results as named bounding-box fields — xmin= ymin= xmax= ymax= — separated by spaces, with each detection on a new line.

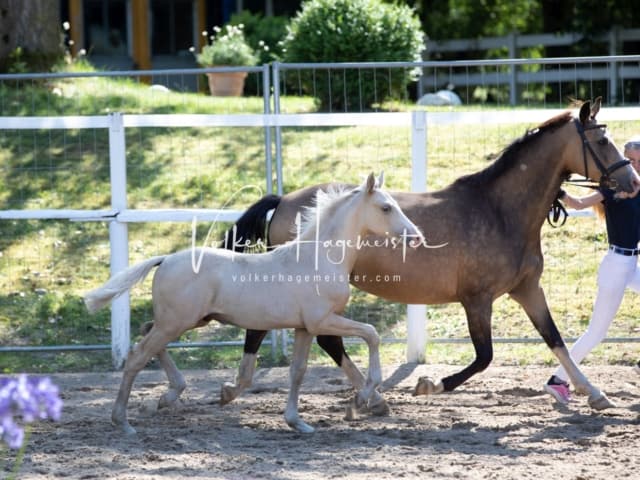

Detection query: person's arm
xmin=558 ymin=189 xmax=604 ymax=210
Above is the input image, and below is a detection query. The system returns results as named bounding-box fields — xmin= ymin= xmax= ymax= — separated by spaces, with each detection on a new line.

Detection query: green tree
xmin=0 ymin=0 xmax=64 ymax=73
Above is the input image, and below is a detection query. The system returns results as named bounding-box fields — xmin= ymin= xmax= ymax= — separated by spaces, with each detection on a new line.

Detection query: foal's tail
xmin=220 ymin=194 xmax=282 ymax=252
xmin=84 ymin=255 xmax=167 ymax=313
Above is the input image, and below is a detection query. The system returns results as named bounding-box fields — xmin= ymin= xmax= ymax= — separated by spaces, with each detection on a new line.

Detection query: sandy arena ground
xmin=4 ymin=364 xmax=640 ymax=479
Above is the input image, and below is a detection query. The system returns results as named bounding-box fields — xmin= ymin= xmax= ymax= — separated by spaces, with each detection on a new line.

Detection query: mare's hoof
xmin=219 ymin=383 xmax=237 ymax=406
xmin=368 ymin=398 xmax=391 ymax=417
xmin=413 ymin=377 xmax=442 ymax=396
xmin=588 ymin=392 xmax=615 ymax=410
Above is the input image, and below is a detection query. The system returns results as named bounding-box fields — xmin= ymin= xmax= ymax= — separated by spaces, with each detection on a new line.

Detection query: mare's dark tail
xmin=221 ymin=194 xmax=282 ymax=252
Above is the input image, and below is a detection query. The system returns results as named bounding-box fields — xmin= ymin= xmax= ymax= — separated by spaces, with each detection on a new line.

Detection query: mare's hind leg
xmin=415 ymin=295 xmax=493 ymax=396
xmin=317 ymin=335 xmax=389 ymax=416
xmin=220 ymin=329 xmax=267 ymax=405
xmin=112 ymin=327 xmax=176 ymax=435
xmin=509 ymin=278 xmax=613 ymax=410
xmin=284 ymin=328 xmax=315 ymax=433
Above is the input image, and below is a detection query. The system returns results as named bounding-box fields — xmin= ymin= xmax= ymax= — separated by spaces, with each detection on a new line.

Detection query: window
xmin=151 ymin=0 xmax=195 ymax=55
xmin=84 ymin=0 xmax=127 ymax=55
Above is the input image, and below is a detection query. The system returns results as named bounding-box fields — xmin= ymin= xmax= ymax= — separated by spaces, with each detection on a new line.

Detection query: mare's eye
xmin=381 ymin=204 xmax=391 ymax=213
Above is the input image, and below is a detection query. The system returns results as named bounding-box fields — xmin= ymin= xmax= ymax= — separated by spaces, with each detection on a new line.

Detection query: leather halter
xmin=573 ymin=118 xmax=630 ymax=188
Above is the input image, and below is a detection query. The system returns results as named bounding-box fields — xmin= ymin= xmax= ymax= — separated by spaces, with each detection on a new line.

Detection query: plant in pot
xmin=194 ymin=24 xmax=258 ymax=96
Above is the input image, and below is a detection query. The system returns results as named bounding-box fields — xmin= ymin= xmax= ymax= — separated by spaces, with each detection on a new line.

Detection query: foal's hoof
xmin=287 ymin=418 xmax=315 ymax=434
xmin=219 ymin=383 xmax=237 ymax=406
xmin=588 ymin=392 xmax=615 ymax=410
xmin=113 ymin=420 xmax=137 ymax=436
xmin=413 ymin=377 xmax=443 ymax=396
xmin=368 ymin=397 xmax=391 ymax=417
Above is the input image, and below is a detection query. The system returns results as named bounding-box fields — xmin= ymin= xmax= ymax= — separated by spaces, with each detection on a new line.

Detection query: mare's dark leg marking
xmin=245 ymin=329 xmax=268 ymax=354
xmin=317 ymin=335 xmax=349 ymax=366
xmin=441 ymin=297 xmax=493 ymax=392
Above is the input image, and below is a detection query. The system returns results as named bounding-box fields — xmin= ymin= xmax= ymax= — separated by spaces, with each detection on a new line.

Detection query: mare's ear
xmin=591 ymin=96 xmax=602 ymax=119
xmin=579 ymin=100 xmax=591 ymax=124
xmin=377 ymin=171 xmax=385 ymax=189
xmin=366 ymin=172 xmax=376 ymax=193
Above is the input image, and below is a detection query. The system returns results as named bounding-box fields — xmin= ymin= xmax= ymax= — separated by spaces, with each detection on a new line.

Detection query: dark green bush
xmin=230 ymin=10 xmax=288 ymax=65
xmin=281 ymin=0 xmax=424 ymax=111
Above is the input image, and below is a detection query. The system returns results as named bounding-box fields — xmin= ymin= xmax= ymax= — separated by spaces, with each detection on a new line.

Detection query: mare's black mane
xmin=455 ymin=111 xmax=574 ymax=187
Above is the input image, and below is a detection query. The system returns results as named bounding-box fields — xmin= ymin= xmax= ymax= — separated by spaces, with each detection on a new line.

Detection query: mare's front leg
xmin=414 ymin=294 xmax=493 ymax=396
xmin=220 ymin=329 xmax=268 ymax=405
xmin=509 ymin=277 xmax=613 ymax=410
xmin=284 ymin=328 xmax=315 ymax=433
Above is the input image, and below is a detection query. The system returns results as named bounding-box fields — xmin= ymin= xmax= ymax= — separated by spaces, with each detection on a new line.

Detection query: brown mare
xmin=221 ymin=98 xmax=639 ymax=411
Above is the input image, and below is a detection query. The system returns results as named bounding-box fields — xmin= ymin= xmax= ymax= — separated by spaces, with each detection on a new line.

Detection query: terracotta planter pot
xmin=206 ymin=71 xmax=248 ymax=97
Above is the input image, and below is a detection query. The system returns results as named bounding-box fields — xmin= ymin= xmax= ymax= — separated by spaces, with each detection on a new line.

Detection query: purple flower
xmin=0 ymin=375 xmax=63 ymax=449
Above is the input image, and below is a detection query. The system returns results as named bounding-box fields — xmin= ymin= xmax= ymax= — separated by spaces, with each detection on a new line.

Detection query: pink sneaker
xmin=544 ymin=382 xmax=572 ymax=404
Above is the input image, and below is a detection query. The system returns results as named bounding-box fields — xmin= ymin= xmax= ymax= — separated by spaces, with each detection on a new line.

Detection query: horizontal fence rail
xmin=2 ymin=58 xmax=640 ymax=369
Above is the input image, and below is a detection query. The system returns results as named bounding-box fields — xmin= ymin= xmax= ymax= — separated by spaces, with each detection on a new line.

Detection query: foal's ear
xmin=591 ymin=96 xmax=602 ymax=119
xmin=366 ymin=172 xmax=376 ymax=193
xmin=579 ymin=100 xmax=591 ymax=124
xmin=377 ymin=171 xmax=385 ymax=189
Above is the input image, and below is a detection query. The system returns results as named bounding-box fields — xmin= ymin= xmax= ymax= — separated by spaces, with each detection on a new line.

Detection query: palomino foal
xmin=85 ymin=173 xmax=423 ymax=434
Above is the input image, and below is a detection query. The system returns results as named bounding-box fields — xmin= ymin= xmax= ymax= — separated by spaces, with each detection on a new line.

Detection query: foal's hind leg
xmin=156 ymin=348 xmax=187 ymax=409
xmin=139 ymin=322 xmax=186 ymax=409
xmin=112 ymin=327 xmax=175 ymax=435
xmin=220 ymin=330 xmax=267 ymax=405
xmin=317 ymin=335 xmax=389 ymax=416
xmin=510 ymin=279 xmax=613 ymax=410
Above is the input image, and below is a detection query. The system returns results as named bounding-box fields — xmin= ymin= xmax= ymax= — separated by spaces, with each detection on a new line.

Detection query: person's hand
xmin=614 ymin=189 xmax=639 ymax=199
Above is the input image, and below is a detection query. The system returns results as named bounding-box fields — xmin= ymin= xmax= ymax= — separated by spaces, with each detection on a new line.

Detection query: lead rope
xmin=546 ymin=181 xmax=600 ymax=228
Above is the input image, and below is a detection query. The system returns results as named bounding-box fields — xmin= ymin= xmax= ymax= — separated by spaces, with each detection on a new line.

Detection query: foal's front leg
xmin=284 ymin=328 xmax=315 ymax=433
xmin=313 ymin=313 xmax=382 ymax=407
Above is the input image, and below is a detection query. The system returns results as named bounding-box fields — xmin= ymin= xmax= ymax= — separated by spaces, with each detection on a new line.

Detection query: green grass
xmin=1 ymin=68 xmax=639 ymax=374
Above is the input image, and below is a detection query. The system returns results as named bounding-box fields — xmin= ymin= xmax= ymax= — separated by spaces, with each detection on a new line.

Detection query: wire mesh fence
xmin=1 ymin=57 xmax=639 ymax=370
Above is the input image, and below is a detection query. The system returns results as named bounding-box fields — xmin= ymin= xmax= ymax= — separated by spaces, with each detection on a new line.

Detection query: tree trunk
xmin=0 ymin=0 xmax=63 ymax=72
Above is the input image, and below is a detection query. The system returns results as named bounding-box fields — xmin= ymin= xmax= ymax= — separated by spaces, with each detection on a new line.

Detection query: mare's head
xmin=566 ymin=97 xmax=640 ymax=193
xmin=349 ymin=172 xmax=424 ymax=242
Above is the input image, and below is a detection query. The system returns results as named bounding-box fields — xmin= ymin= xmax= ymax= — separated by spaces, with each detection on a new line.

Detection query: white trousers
xmin=555 ymin=250 xmax=640 ymax=382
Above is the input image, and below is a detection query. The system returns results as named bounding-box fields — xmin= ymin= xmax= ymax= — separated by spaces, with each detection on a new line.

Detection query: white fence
xmin=2 ymin=58 xmax=640 ymax=369
xmin=0 ymin=111 xmax=427 ymax=367
xmin=3 ymin=107 xmax=639 ymax=367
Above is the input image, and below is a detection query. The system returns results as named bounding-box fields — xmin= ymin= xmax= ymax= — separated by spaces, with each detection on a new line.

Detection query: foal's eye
xmin=598 ymin=137 xmax=609 ymax=146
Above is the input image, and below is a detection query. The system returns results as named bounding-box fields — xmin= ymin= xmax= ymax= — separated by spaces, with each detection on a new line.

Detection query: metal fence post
xmin=406 ymin=110 xmax=428 ymax=363
xmin=271 ymin=61 xmax=283 ymax=196
xmin=271 ymin=61 xmax=287 ymax=356
xmin=263 ymin=62 xmax=279 ymax=359
xmin=108 ymin=112 xmax=130 ymax=369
